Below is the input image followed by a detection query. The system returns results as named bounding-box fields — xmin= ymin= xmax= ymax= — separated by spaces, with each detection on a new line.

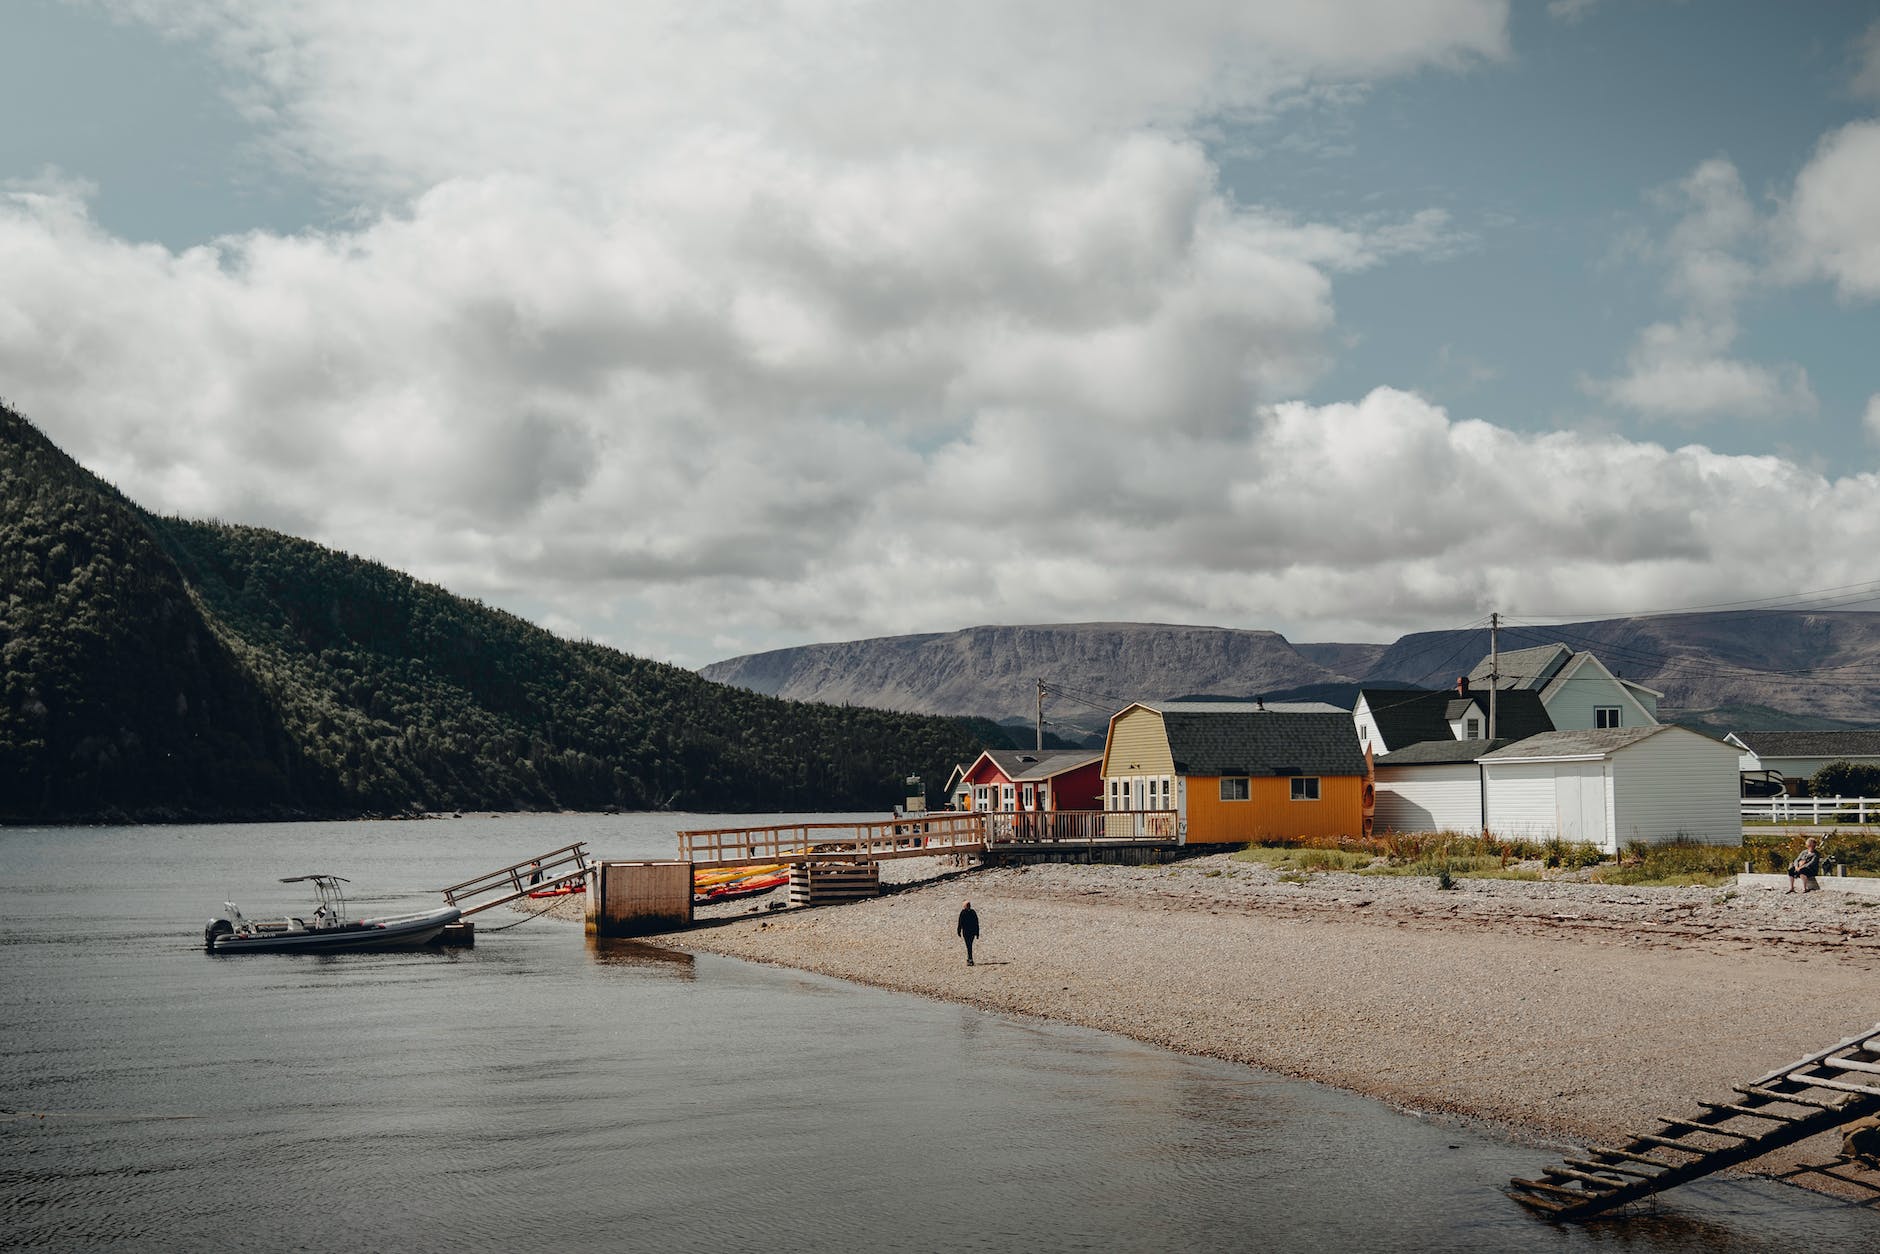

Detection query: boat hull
xmin=208 ymin=906 xmax=461 ymax=954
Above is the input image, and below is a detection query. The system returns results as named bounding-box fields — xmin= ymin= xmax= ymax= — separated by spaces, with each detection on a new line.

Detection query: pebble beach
xmin=651 ymin=852 xmax=1880 ymax=1183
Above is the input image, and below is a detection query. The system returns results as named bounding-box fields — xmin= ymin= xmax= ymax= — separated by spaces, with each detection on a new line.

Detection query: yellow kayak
xmin=693 ymin=863 xmax=785 ymax=888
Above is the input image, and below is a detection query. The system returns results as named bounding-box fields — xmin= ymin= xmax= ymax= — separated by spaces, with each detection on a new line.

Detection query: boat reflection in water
xmin=202 ymin=873 xmax=460 ymax=953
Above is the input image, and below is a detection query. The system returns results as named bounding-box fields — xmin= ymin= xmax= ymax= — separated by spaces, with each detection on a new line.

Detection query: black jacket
xmin=957 ymin=907 xmax=980 ymax=938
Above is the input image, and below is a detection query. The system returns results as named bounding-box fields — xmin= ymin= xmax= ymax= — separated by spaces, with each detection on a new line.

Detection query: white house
xmin=1354 ymin=685 xmax=1552 ymax=756
xmin=1726 ymin=730 xmax=1880 ymax=794
xmin=1466 ymin=643 xmax=1662 ymax=731
xmin=1373 ymin=738 xmax=1498 ymax=835
xmin=1477 ymin=725 xmax=1740 ymax=850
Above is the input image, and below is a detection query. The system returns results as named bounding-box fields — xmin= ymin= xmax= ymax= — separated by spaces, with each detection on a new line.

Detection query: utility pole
xmin=1036 ymin=678 xmax=1045 ymax=751
xmin=1488 ymin=611 xmax=1499 ymax=740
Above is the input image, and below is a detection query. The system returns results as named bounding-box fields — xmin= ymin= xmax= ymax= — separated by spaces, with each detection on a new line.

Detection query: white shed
xmin=1478 ymin=725 xmax=1740 ymax=851
xmin=1374 ymin=739 xmax=1497 ymax=835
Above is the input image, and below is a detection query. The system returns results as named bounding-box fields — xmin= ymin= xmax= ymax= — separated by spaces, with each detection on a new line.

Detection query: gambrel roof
xmin=1161 ymin=709 xmax=1366 ymax=777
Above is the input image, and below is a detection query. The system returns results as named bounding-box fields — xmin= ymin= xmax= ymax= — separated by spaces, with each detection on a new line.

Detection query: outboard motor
xmin=204 ymin=918 xmax=234 ymax=951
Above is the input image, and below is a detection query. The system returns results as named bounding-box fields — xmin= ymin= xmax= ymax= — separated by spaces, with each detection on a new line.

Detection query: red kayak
xmin=695 ymin=872 xmax=789 ymax=905
xmin=527 ymin=882 xmax=587 ymax=898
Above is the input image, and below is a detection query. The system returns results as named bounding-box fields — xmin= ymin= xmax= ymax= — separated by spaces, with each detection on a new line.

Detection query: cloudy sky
xmin=4 ymin=1 xmax=1878 ymax=666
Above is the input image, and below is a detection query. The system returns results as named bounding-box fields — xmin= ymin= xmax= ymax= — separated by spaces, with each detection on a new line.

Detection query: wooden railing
xmin=677 ymin=810 xmax=1184 ymax=868
xmin=982 ymin=809 xmax=1182 ymax=844
xmin=677 ymin=813 xmax=985 ymax=869
xmin=1743 ymin=797 xmax=1880 ymax=825
xmin=440 ymin=842 xmax=592 ymax=915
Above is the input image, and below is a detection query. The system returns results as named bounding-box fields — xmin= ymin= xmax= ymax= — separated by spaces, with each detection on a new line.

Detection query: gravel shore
xmin=652 ymin=852 xmax=1880 ymax=1181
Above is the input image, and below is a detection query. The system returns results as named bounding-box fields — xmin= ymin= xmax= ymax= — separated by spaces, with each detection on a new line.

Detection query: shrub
xmin=1810 ymin=760 xmax=1880 ymax=799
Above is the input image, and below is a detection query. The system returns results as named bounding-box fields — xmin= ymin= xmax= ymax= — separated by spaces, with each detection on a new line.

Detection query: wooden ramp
xmin=1510 ymin=1022 xmax=1880 ymax=1219
xmin=440 ymin=842 xmax=592 ymax=918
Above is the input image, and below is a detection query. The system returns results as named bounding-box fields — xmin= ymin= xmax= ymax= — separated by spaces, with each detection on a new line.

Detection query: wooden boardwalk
xmin=676 ymin=810 xmax=1181 ymax=871
xmin=1509 ymin=1022 xmax=1880 ymax=1219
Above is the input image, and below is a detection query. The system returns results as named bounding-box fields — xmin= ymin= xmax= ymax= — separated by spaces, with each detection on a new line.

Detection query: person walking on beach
xmin=957 ymin=900 xmax=980 ymax=965
xmin=1788 ymin=838 xmax=1823 ymax=893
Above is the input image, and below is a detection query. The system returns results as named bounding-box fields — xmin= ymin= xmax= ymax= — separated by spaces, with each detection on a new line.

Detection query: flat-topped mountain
xmin=702 ymin=622 xmax=1353 ymax=740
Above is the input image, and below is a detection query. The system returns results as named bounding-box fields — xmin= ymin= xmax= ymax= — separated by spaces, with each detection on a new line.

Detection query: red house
xmin=959 ymin=748 xmax=1102 ymax=812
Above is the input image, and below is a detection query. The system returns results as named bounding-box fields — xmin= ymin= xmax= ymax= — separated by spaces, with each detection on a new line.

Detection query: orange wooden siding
xmin=1183 ymin=774 xmax=1365 ymax=844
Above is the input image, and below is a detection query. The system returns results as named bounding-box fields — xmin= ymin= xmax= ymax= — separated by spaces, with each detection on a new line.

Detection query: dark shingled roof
xmin=1731 ymin=730 xmax=1880 ymax=759
xmin=1360 ymin=687 xmax=1553 ymax=749
xmin=1375 ymin=738 xmax=1508 ymax=766
xmin=1162 ymin=710 xmax=1365 ymax=777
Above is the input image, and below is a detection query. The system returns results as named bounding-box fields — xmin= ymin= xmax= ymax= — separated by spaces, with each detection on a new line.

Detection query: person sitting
xmin=1787 ymin=838 xmax=1823 ymax=894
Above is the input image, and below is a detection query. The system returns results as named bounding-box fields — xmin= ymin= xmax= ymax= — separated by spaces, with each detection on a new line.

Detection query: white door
xmin=1554 ymin=762 xmax=1607 ymax=847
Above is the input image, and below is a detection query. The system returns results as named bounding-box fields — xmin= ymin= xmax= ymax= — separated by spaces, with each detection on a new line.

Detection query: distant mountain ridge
xmin=702 ymin=612 xmax=1880 ymax=737
xmin=704 ymin=622 xmax=1353 ymax=742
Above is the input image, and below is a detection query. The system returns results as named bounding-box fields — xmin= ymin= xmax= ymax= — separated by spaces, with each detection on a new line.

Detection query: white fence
xmin=1743 ymin=796 xmax=1880 ymax=824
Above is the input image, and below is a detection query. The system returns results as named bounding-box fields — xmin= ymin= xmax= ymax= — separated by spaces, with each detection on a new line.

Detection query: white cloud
xmin=626 ymin=387 xmax=1880 ymax=659
xmin=1596 ymin=319 xmax=1815 ymax=422
xmin=122 ymin=0 xmax=1508 ymax=199
xmin=1854 ymin=19 xmax=1880 ymax=99
xmin=2 ymin=3 xmax=1509 ymax=662
xmin=1591 ymin=158 xmax=1815 ymax=423
xmin=1546 ymin=0 xmax=1599 ymax=26
xmin=1779 ymin=119 xmax=1880 ymax=302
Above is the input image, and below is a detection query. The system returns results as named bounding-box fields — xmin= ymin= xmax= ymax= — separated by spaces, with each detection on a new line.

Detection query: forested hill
xmin=1 ymin=404 xmax=1002 ymax=823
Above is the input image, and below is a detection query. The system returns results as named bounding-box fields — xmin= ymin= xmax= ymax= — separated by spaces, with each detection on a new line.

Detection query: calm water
xmin=1 ymin=814 xmax=1871 ymax=1252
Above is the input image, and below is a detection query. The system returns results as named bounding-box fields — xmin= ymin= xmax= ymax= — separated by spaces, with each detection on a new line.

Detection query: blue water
xmin=1 ymin=814 xmax=1872 ymax=1252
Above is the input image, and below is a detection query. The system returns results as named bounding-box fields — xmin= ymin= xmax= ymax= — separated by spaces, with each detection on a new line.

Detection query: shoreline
xmin=650 ymin=853 xmax=1880 ymax=1184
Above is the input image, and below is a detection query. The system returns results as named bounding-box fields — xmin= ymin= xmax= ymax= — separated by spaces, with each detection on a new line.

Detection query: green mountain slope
xmin=1 ymin=404 xmax=1001 ymax=823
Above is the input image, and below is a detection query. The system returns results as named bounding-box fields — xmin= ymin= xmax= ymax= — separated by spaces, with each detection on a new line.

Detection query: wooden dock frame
xmin=1509 ymin=1021 xmax=1880 ymax=1219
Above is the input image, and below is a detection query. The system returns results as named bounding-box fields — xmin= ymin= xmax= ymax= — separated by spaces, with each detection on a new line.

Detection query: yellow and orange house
xmin=1100 ymin=702 xmax=1368 ymax=844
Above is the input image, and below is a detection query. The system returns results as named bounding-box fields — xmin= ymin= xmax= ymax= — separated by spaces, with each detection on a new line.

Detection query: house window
xmin=1021 ymin=784 xmax=1035 ymax=809
xmin=1001 ymin=784 xmax=1015 ymax=810
xmin=1290 ymin=777 xmax=1320 ymax=801
xmin=1220 ymin=777 xmax=1250 ymax=802
xmin=1465 ymin=717 xmax=1481 ymax=738
xmin=1595 ymin=706 xmax=1621 ymax=728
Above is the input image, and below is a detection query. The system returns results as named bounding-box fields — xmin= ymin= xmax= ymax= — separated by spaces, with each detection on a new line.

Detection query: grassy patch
xmin=1230 ymin=846 xmax=1371 ymax=873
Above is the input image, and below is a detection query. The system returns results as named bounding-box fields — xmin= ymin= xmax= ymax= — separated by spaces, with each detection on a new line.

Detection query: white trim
xmin=1479 ymin=752 xmax=1608 ymax=764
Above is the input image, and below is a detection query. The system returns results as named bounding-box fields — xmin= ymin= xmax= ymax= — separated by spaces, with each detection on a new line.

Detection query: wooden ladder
xmin=1509 ymin=1022 xmax=1880 ymax=1219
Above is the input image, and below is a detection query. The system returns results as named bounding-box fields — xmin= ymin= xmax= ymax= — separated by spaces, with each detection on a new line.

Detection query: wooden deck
xmin=676 ymin=810 xmax=1181 ymax=871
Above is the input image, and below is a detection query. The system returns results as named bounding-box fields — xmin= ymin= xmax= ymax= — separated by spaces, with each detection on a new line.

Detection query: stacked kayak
xmin=693 ymin=866 xmax=791 ymax=905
